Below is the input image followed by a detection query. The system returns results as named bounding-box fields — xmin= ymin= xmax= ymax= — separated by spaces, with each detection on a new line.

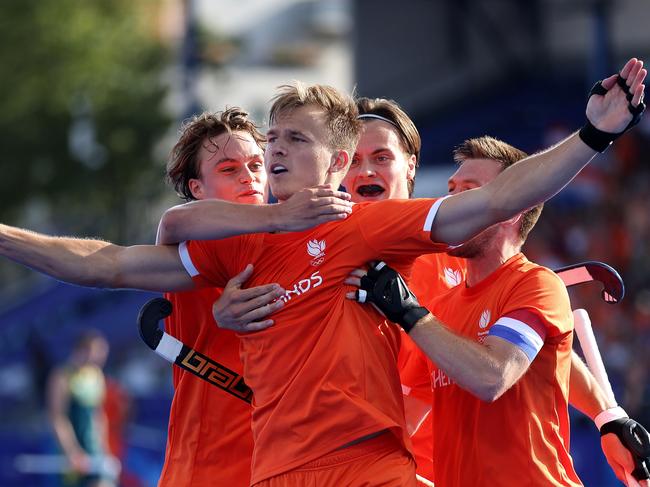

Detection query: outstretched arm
xmin=158 ymin=185 xmax=352 ymax=244
xmin=431 ymin=58 xmax=646 ymax=245
xmin=0 ymin=224 xmax=194 ymax=291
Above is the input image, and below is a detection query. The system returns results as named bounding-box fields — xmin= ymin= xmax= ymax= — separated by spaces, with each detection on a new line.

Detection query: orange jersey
xmin=180 ymin=198 xmax=450 ymax=484
xmin=426 ymin=253 xmax=582 ymax=486
xmin=159 ymin=288 xmax=253 ymax=487
xmin=409 ymin=252 xmax=466 ymax=300
xmin=400 ymin=252 xmax=467 ymax=479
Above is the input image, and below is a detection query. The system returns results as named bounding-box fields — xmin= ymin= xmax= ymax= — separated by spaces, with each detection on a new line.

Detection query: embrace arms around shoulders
xmin=157 ymin=185 xmax=353 ymax=244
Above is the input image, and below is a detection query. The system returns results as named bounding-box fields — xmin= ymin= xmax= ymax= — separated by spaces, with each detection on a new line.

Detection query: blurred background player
xmin=47 ymin=329 xmax=118 ymax=487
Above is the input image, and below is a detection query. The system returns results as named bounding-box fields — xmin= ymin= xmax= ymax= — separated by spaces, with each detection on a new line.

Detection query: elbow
xmin=473 ymin=374 xmax=509 ymax=403
xmin=157 ymin=206 xmax=185 ymax=245
xmin=476 ymin=384 xmax=506 ymax=403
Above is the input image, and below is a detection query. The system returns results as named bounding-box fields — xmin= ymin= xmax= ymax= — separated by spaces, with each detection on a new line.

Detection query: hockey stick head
xmin=137 ymin=298 xmax=173 ymax=350
xmin=554 ymin=261 xmax=625 ymax=304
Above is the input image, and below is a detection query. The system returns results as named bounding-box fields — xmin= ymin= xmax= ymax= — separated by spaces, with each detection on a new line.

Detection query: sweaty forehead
xmin=357 ymin=120 xmax=404 ymax=152
xmin=203 ymin=131 xmax=262 ymax=160
xmin=270 ymin=105 xmax=327 ymax=132
xmin=450 ymin=158 xmax=503 ymax=186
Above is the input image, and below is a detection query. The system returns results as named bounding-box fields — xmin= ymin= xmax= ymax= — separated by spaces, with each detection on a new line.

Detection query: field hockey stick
xmin=556 ymin=263 xmax=649 ymax=482
xmin=554 ymin=261 xmax=625 ymax=304
xmin=573 ymin=309 xmax=649 ymax=485
xmin=137 ymin=297 xmax=252 ymax=404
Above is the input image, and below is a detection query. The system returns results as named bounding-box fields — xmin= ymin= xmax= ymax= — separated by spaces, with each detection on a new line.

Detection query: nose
xmin=270 ymin=140 xmax=287 ymax=158
xmin=358 ymin=159 xmax=376 ymax=177
xmin=240 ymin=165 xmax=257 ymax=184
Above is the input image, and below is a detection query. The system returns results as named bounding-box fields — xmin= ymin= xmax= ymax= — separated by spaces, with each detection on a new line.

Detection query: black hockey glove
xmin=355 ymin=261 xmax=429 ymax=333
xmin=600 ymin=417 xmax=650 ymax=481
xmin=579 ymin=74 xmax=646 ymax=152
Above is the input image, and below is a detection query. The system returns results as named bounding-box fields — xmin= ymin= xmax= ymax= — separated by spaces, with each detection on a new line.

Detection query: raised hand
xmin=212 ymin=264 xmax=285 ymax=333
xmin=587 ymin=58 xmax=646 ymax=134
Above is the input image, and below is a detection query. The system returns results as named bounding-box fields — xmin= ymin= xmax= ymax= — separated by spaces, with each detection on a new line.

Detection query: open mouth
xmin=356 ymin=184 xmax=385 ymax=197
xmin=270 ymin=164 xmax=288 ymax=175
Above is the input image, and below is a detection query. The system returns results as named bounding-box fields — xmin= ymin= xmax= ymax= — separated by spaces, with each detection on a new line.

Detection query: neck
xmin=465 ymin=240 xmax=521 ymax=287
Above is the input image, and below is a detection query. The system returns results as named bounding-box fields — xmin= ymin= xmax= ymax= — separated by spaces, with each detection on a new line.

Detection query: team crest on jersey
xmin=443 ymin=267 xmax=462 ymax=287
xmin=307 ymin=239 xmax=326 ymax=266
xmin=477 ymin=309 xmax=491 ymax=342
xmin=478 ymin=309 xmax=491 ymax=329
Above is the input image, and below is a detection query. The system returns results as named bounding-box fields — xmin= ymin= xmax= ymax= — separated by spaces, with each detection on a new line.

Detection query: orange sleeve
xmin=355 ymin=198 xmax=452 ymax=261
xmin=499 ymin=268 xmax=573 ymax=338
xmin=179 ymin=237 xmax=242 ymax=288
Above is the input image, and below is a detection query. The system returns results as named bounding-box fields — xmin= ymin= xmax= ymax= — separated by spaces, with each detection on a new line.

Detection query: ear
xmin=329 ymin=150 xmax=350 ymax=174
xmin=406 ymin=153 xmax=417 ymax=180
xmin=188 ymin=178 xmax=204 ymax=199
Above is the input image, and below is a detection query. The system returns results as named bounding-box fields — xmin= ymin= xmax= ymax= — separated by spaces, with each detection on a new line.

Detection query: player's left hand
xmin=212 ymin=264 xmax=285 ymax=333
xmin=587 ymin=58 xmax=646 ymax=133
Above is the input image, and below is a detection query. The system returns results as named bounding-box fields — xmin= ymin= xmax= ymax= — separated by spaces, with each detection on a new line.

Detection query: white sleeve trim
xmin=178 ymin=241 xmax=200 ymax=277
xmin=155 ymin=333 xmax=183 ymax=362
xmin=423 ymin=196 xmax=451 ymax=232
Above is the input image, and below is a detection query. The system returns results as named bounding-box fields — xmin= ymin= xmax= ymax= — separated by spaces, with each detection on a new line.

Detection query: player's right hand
xmin=586 ymin=58 xmax=646 ymax=134
xmin=68 ymin=450 xmax=91 ymax=474
xmin=274 ymin=184 xmax=353 ymax=232
xmin=212 ymin=264 xmax=285 ymax=333
xmin=600 ymin=417 xmax=650 ymax=486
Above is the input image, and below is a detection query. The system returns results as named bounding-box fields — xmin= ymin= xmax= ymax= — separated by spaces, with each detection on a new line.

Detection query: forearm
xmin=0 ymin=224 xmax=194 ymax=291
xmin=487 ymin=132 xmax=595 ymax=219
xmin=569 ymin=351 xmax=616 ymax=419
xmin=0 ymin=224 xmax=119 ymax=287
xmin=409 ymin=314 xmax=524 ymax=402
xmin=50 ymin=416 xmax=84 ymax=457
xmin=158 ymin=200 xmax=277 ymax=244
xmin=432 ymin=132 xmax=596 ymax=245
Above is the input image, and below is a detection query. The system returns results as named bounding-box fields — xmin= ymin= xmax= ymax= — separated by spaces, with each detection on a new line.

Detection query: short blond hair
xmin=453 ymin=136 xmax=543 ymax=242
xmin=269 ymin=82 xmax=361 ymax=154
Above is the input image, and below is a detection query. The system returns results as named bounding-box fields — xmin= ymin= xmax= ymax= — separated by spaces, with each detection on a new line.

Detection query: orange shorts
xmin=253 ymin=432 xmax=416 ymax=487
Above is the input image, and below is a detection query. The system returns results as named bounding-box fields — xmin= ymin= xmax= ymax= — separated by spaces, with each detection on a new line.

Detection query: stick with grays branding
xmin=137 ymin=297 xmax=252 ymax=404
xmin=136 ymin=262 xmax=620 ymax=405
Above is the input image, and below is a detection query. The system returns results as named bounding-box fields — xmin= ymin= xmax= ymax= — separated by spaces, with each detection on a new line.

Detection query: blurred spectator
xmin=46 ymin=330 xmax=118 ymax=487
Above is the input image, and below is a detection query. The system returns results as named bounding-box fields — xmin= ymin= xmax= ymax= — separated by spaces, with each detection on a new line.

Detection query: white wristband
xmin=594 ymin=406 xmax=628 ymax=430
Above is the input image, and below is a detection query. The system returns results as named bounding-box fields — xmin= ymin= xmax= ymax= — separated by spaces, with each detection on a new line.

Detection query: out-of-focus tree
xmin=0 ymin=0 xmax=172 ymax=243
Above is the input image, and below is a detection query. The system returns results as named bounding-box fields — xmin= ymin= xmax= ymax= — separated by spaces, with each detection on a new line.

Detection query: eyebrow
xmin=371 ymin=147 xmax=394 ymax=155
xmin=448 ymin=177 xmax=482 ymax=187
xmin=267 ymin=128 xmax=310 ymax=139
xmin=214 ymin=154 xmax=262 ymax=165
